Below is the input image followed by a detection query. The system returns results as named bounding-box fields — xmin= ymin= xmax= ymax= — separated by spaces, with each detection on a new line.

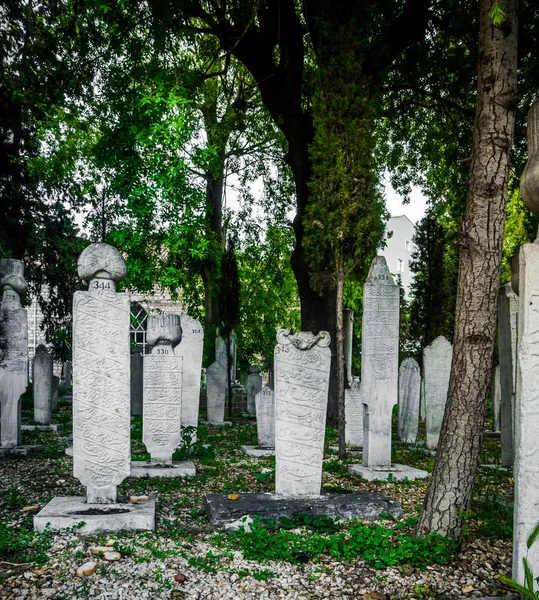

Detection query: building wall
xmin=380 ymin=215 xmax=416 ymax=297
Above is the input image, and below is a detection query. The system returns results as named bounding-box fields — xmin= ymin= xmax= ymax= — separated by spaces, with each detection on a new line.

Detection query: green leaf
xmin=498 ymin=574 xmax=539 ymax=600
xmin=488 ymin=2 xmax=506 ymax=26
xmin=527 ymin=522 xmax=539 ymax=550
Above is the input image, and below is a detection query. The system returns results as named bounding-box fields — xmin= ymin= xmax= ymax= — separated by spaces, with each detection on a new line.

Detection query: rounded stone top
xmin=146 ymin=314 xmax=182 ymax=348
xmin=77 ymin=243 xmax=127 ymax=283
xmin=366 ymin=256 xmax=397 ymax=286
xmin=0 ymin=258 xmax=28 ymax=296
xmin=520 ymin=100 xmax=539 ymax=215
xmin=35 ymin=344 xmax=49 ymax=356
xmin=249 ymin=365 xmax=262 ymax=374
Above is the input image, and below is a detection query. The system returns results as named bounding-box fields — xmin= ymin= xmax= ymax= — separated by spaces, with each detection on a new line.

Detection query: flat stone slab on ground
xmin=347 ymin=463 xmax=429 ymax=482
xmin=0 ymin=445 xmax=42 ymax=457
xmin=204 ymin=491 xmax=401 ymax=528
xmin=22 ymin=424 xmax=63 ymax=433
xmin=240 ymin=445 xmax=275 ymax=457
xmin=130 ymin=461 xmax=196 ymax=478
xmin=33 ymin=496 xmax=156 ymax=533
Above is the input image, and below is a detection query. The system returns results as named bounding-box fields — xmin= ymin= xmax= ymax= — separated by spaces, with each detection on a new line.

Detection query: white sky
xmin=383 ymin=181 xmax=428 ymax=225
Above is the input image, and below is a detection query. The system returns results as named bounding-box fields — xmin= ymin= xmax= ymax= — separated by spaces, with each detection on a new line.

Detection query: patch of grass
xmin=0 ymin=521 xmax=55 ymax=563
xmin=218 ymin=516 xmax=457 ymax=569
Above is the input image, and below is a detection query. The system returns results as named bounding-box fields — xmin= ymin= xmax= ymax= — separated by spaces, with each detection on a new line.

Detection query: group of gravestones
xmin=4 ymin=98 xmax=539 ymax=585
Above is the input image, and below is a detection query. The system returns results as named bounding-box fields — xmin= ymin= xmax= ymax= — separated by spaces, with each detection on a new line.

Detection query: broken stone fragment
xmin=76 ymin=562 xmax=97 ymax=577
xmin=90 ymin=546 xmax=110 ymax=555
xmin=22 ymin=505 xmax=40 ymax=512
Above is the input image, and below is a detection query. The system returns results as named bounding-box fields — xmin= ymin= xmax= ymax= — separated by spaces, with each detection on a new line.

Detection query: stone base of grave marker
xmin=347 ymin=463 xmax=429 ymax=482
xmin=204 ymin=491 xmax=401 ymax=528
xmin=0 ymin=445 xmax=42 ymax=457
xmin=34 ymin=496 xmax=155 ymax=534
xmin=130 ymin=460 xmax=196 ymax=478
xmin=200 ymin=420 xmax=232 ymax=427
xmin=21 ymin=424 xmax=63 ymax=433
xmin=240 ymin=445 xmax=275 ymax=457
xmin=65 ymin=446 xmax=73 ymax=456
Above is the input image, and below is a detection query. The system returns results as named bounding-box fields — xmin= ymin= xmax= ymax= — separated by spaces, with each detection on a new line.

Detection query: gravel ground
xmin=0 ymin=403 xmax=516 ymax=600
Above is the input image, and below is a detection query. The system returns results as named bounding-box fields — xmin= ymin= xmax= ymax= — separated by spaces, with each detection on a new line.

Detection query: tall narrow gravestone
xmin=176 ymin=315 xmax=204 ymax=440
xmin=33 ymin=345 xmax=53 ymax=425
xmin=347 ymin=257 xmax=427 ymax=481
xmin=512 ymin=99 xmax=539 ymax=588
xmin=143 ymin=315 xmax=182 ymax=464
xmin=274 ymin=328 xmax=331 ymax=496
xmin=34 ymin=244 xmax=155 ymax=533
xmin=72 ymin=244 xmax=131 ymax=503
xmin=361 ymin=257 xmax=399 ymax=467
xmin=492 ymin=365 xmax=501 ymax=433
xmin=343 ymin=308 xmax=354 ymax=385
xmin=241 ymin=383 xmax=276 ymax=456
xmin=131 ymin=315 xmax=195 ymax=478
xmin=0 ymin=259 xmax=29 ymax=449
xmin=423 ymin=336 xmax=452 ymax=450
xmin=246 ymin=365 xmax=262 ymax=417
xmin=206 ymin=360 xmax=228 ymax=425
xmin=498 ymin=283 xmax=518 ymax=465
xmin=345 ymin=377 xmax=363 ymax=448
xmin=398 ymin=358 xmax=420 ymax=444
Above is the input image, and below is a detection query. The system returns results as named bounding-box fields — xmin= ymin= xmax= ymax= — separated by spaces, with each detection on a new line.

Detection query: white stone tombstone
xmin=498 ymin=283 xmax=518 ymax=465
xmin=343 ymin=308 xmax=354 ymax=385
xmin=345 ymin=377 xmax=363 ymax=447
xmin=423 ymin=336 xmax=452 ymax=450
xmin=176 ymin=315 xmax=204 ymax=439
xmin=255 ymin=384 xmax=275 ymax=449
xmin=513 ymin=242 xmax=539 ymax=587
xmin=398 ymin=357 xmax=420 ymax=444
xmin=274 ymin=328 xmax=331 ymax=497
xmin=0 ymin=259 xmax=28 ymax=448
xmin=361 ymin=257 xmax=400 ymax=468
xmin=513 ymin=99 xmax=539 ymax=588
xmin=246 ymin=365 xmax=262 ymax=417
xmin=492 ymin=365 xmax=501 ymax=432
xmin=420 ymin=377 xmax=426 ymax=420
xmin=143 ymin=314 xmax=183 ymax=465
xmin=33 ymin=344 xmax=53 ymax=426
xmin=73 ymin=243 xmax=131 ymax=504
xmin=206 ymin=360 xmax=227 ymax=424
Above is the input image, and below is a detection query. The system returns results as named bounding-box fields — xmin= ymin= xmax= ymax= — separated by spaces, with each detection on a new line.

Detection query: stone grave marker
xmin=398 ymin=358 xmax=420 ymax=444
xmin=274 ymin=328 xmax=331 ymax=496
xmin=33 ymin=345 xmax=53 ymax=425
xmin=241 ymin=384 xmax=275 ymax=457
xmin=512 ymin=99 xmax=539 ymax=587
xmin=492 ymin=365 xmax=501 ymax=433
xmin=51 ymin=376 xmax=59 ymax=410
xmin=347 ymin=257 xmax=427 ymax=482
xmin=206 ymin=360 xmax=229 ymax=425
xmin=423 ymin=336 xmax=452 ymax=450
xmin=343 ymin=308 xmax=354 ymax=385
xmin=344 ymin=377 xmax=363 ymax=448
xmin=35 ymin=243 xmax=155 ymax=533
xmin=0 ymin=259 xmax=34 ymax=453
xmin=175 ymin=314 xmax=204 ymax=441
xmin=498 ymin=283 xmax=518 ymax=465
xmin=23 ymin=345 xmax=62 ymax=433
xmin=246 ymin=365 xmax=262 ymax=417
xmin=131 ymin=314 xmax=194 ymax=478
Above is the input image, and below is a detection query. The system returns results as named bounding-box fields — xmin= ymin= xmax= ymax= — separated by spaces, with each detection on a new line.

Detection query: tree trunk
xmin=415 ymin=0 xmax=518 ymax=539
xmin=336 ymin=255 xmax=346 ymax=459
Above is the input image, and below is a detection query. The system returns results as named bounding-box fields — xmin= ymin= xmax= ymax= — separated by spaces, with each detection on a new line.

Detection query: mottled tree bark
xmin=415 ymin=0 xmax=518 ymax=539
